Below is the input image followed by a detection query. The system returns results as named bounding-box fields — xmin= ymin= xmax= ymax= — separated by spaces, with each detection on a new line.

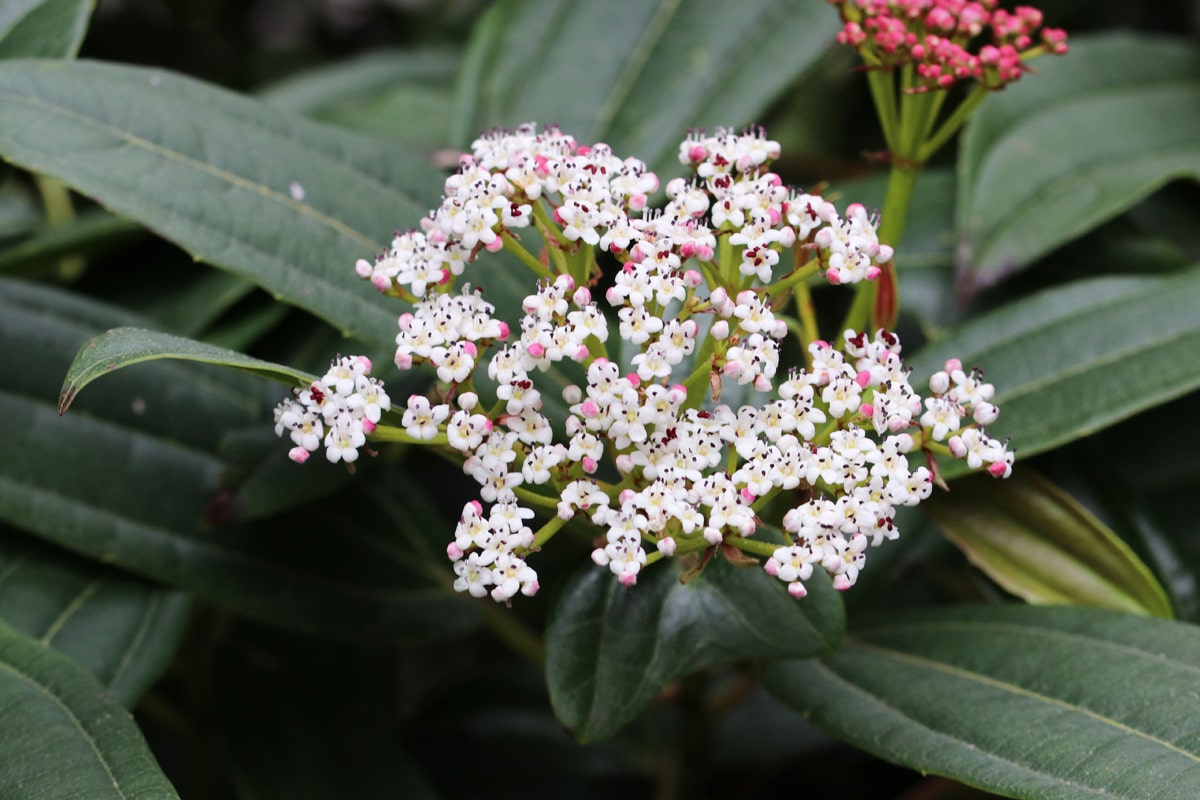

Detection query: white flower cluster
xmin=285 ymin=124 xmax=1014 ymax=603
xmin=927 ymin=358 xmax=1013 ymax=478
xmin=273 ymin=355 xmax=391 ymax=465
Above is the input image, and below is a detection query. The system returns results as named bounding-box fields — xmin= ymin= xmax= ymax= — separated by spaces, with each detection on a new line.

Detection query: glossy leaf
xmin=0 ymin=618 xmax=179 ymax=797
xmin=0 ymin=526 xmax=189 ymax=706
xmin=923 ymin=470 xmax=1172 ymax=617
xmin=957 ymin=34 xmax=1200 ymax=292
xmin=0 ymin=0 xmax=92 ymax=59
xmin=546 ymin=553 xmax=843 ymax=743
xmin=452 ymin=0 xmax=840 ymax=177
xmin=0 ymin=59 xmax=444 ymax=351
xmin=765 ymin=605 xmax=1200 ymax=800
xmin=909 ymin=265 xmax=1200 ymax=477
xmin=0 ymin=278 xmax=479 ymax=641
xmin=59 ymin=326 xmax=314 ymax=415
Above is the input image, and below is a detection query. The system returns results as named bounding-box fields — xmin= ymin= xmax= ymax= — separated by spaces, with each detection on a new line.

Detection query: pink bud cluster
xmin=830 ymin=0 xmax=1068 ymax=90
xmin=273 ymin=355 xmax=391 ymax=465
xmin=279 ymin=124 xmax=1015 ymax=603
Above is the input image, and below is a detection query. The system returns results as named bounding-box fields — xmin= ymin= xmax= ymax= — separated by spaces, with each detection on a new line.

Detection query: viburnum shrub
xmin=273 ymin=124 xmax=1015 ymax=603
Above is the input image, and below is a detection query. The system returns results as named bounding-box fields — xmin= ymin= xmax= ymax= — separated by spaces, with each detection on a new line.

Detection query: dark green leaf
xmin=765 ymin=605 xmax=1200 ymax=800
xmin=452 ymin=0 xmax=840 ymax=177
xmin=0 ymin=174 xmax=39 ymax=237
xmin=0 ymin=59 xmax=443 ymax=351
xmin=923 ymin=470 xmax=1172 ymax=617
xmin=0 ymin=526 xmax=189 ymax=706
xmin=0 ymin=0 xmax=93 ymax=59
xmin=957 ymin=34 xmax=1200 ymax=292
xmin=546 ymin=553 xmax=843 ymax=742
xmin=59 ymin=326 xmax=314 ymax=415
xmin=261 ymin=48 xmax=459 ymax=115
xmin=0 ymin=618 xmax=179 ymax=798
xmin=909 ymin=265 xmax=1200 ymax=475
xmin=0 ymin=278 xmax=479 ymax=641
xmin=262 ymin=48 xmax=459 ymax=150
xmin=0 ymin=209 xmax=143 ymax=276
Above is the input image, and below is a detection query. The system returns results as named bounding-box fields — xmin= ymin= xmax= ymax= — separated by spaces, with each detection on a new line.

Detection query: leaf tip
xmin=57 ymin=386 xmax=77 ymax=416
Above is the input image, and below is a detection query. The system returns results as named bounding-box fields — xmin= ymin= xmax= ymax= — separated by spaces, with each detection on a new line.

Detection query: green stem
xmin=512 ymin=484 xmax=560 ymax=511
xmin=877 ymin=161 xmax=919 ymax=246
xmin=370 ymin=423 xmax=449 ymax=447
xmin=34 ymin=174 xmax=86 ymax=280
xmin=480 ymin=603 xmax=545 ymax=664
xmin=864 ymin=68 xmax=900 ymax=150
xmin=530 ymin=513 xmax=569 ymax=549
xmin=502 ymin=229 xmax=553 ymax=280
xmin=724 ymin=537 xmax=779 ymax=558
xmin=919 ymin=84 xmax=989 ymax=161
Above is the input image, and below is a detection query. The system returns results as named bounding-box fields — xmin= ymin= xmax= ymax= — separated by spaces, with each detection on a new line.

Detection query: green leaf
xmin=261 ymin=48 xmax=459 ymax=115
xmin=59 ymin=326 xmax=314 ymax=415
xmin=262 ymin=48 xmax=459 ymax=149
xmin=765 ymin=605 xmax=1200 ymax=800
xmin=452 ymin=0 xmax=840 ymax=177
xmin=0 ymin=0 xmax=93 ymax=59
xmin=0 ymin=173 xmax=39 ymax=237
xmin=909 ymin=265 xmax=1200 ymax=476
xmin=0 ymin=526 xmax=189 ymax=706
xmin=0 ymin=59 xmax=444 ymax=351
xmin=0 ymin=618 xmax=179 ymax=798
xmin=0 ymin=278 xmax=479 ymax=641
xmin=546 ymin=553 xmax=844 ymax=742
xmin=957 ymin=33 xmax=1200 ymax=293
xmin=0 ymin=209 xmax=143 ymax=276
xmin=923 ymin=470 xmax=1172 ymax=617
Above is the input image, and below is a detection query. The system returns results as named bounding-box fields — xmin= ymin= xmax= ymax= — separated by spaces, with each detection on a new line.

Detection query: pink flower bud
xmin=949 ymin=436 xmax=967 ymax=458
xmin=572 ymin=286 xmax=592 ymax=306
xmin=446 ymin=542 xmax=463 ymax=560
xmin=764 ymin=558 xmax=780 ymax=577
xmin=711 ymin=320 xmax=730 ymax=340
xmin=362 ymin=419 xmax=376 ymax=434
xmin=288 ymin=446 xmax=311 ymax=464
xmin=371 ymin=274 xmax=391 ymax=292
xmin=788 ymin=582 xmax=808 ymax=599
xmin=683 ymin=269 xmax=703 ymax=287
xmin=657 ymin=537 xmax=677 ymax=557
xmin=618 ymin=572 xmax=638 ymax=587
xmin=826 ymin=268 xmax=842 ymax=285
xmin=354 ymin=258 xmax=373 ymax=278
xmin=582 ymin=457 xmax=598 ymax=474
xmin=527 ymin=343 xmax=546 ymax=358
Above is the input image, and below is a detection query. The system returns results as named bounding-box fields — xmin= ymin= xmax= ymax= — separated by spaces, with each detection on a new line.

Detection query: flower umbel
xmin=275 ymin=125 xmax=1015 ymax=602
